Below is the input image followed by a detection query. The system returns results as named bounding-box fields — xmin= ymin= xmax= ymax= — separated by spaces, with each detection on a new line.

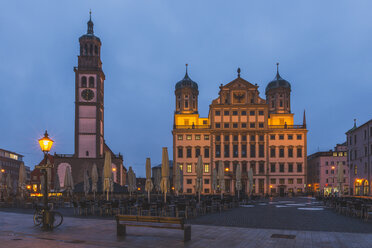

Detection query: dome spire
xmin=185 ymin=63 xmax=188 ymax=76
xmin=87 ymin=10 xmax=94 ymax=35
xmin=276 ymin=62 xmax=280 ymax=78
xmin=237 ymin=67 xmax=241 ymax=78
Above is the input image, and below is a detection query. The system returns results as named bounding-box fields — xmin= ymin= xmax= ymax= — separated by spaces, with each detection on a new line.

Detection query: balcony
xmin=269 ymin=124 xmax=306 ymax=129
xmin=174 ymin=125 xmax=210 ymax=129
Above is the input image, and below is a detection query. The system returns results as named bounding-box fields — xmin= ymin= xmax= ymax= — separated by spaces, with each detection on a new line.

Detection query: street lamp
xmin=38 ymin=130 xmax=54 ymax=230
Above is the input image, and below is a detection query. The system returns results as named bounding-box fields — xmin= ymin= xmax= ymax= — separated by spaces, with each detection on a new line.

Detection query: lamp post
xmin=38 ymin=130 xmax=54 ymax=230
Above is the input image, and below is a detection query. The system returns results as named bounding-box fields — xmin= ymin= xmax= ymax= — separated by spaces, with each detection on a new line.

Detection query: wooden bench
xmin=116 ymin=215 xmax=191 ymax=242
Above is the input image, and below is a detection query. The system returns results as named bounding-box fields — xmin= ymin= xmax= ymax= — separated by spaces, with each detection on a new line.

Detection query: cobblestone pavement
xmin=1 ymin=208 xmax=372 ymax=247
xmin=189 ymin=197 xmax=372 ymax=233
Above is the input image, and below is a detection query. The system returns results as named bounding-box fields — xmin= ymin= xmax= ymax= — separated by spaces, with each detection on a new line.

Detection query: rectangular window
xmin=178 ymin=147 xmax=183 ymax=158
xmin=204 ymin=147 xmax=210 ymax=158
xmin=232 ymin=111 xmax=238 ymax=116
xmin=224 ymin=135 xmax=230 ymax=141
xmin=288 ymin=148 xmax=293 ymax=158
xmin=279 ymin=135 xmax=284 ymax=140
xmin=259 ymin=144 xmax=264 ymax=157
xmin=204 ymin=179 xmax=210 ymax=184
xmin=186 ymin=148 xmax=192 ymax=158
xmin=224 ymin=145 xmax=230 ymax=158
xmin=186 ymin=135 xmax=192 ymax=140
xmin=204 ymin=163 xmax=210 ymax=173
xmin=288 ymin=179 xmax=294 ymax=184
xmin=215 ymin=123 xmax=221 ymax=128
xmin=178 ymin=163 xmax=183 ymax=171
xmin=270 ymin=163 xmax=276 ymax=173
xmin=195 ymin=135 xmax=201 ymax=140
xmin=259 ymin=135 xmax=264 ymax=141
xmin=297 ymin=148 xmax=302 ymax=158
xmin=224 ymin=123 xmax=230 ymax=128
xmin=279 ymin=178 xmax=285 ymax=184
xmin=250 ymin=144 xmax=256 ymax=158
xmin=187 ymin=189 xmax=192 ymax=193
xmin=224 ymin=111 xmax=229 ymax=115
xmin=270 ymin=135 xmax=275 ymax=140
xmin=187 ymin=164 xmax=192 ymax=173
xmin=270 ymin=178 xmax=276 ymax=184
xmin=297 ymin=134 xmax=302 ymax=140
xmin=250 ymin=110 xmax=255 ymax=116
xmin=259 ymin=122 xmax=264 ymax=128
xmin=177 ymin=135 xmax=183 ymax=140
xmin=241 ymin=111 xmax=247 ymax=115
xmin=279 ymin=163 xmax=284 ymax=173
xmin=288 ymin=163 xmax=293 ymax=172
xmin=288 ymin=135 xmax=293 ymax=140
xmin=250 ymin=123 xmax=255 ymax=128
xmin=216 ymin=135 xmax=221 ymax=141
xmin=250 ymin=135 xmax=255 ymax=142
xmin=242 ymin=135 xmax=247 ymax=141
xmin=270 ymin=148 xmax=276 ymax=157
xmin=259 ymin=163 xmax=265 ymax=174
xmin=279 ymin=148 xmax=284 ymax=158
xmin=241 ymin=144 xmax=247 ymax=158
xmin=250 ymin=163 xmax=256 ymax=174
xmin=233 ymin=145 xmax=239 ymax=158
xmin=297 ymin=163 xmax=303 ymax=173
xmin=204 ymin=135 xmax=210 ymax=140
xmin=325 ymin=170 xmax=328 ymax=174
xmin=204 ymin=188 xmax=210 ymax=193
xmin=258 ymin=110 xmax=264 ymax=115
xmin=195 ymin=148 xmax=200 ymax=158
xmin=187 ymin=179 xmax=192 ymax=184
xmin=215 ymin=110 xmax=221 ymax=116
xmin=233 ymin=135 xmax=238 ymax=141
xmin=216 ymin=145 xmax=221 ymax=158
xmin=233 ymin=123 xmax=238 ymax=128
xmin=242 ymin=123 xmax=247 ymax=128
xmin=297 ymin=178 xmax=303 ymax=184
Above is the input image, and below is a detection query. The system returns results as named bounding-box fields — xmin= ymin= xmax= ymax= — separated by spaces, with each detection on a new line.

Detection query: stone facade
xmin=307 ymin=143 xmax=349 ymax=195
xmin=172 ymin=66 xmax=307 ymax=196
xmin=346 ymin=119 xmax=372 ymax=196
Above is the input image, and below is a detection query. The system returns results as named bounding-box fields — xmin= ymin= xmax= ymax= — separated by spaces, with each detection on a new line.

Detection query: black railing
xmin=174 ymin=125 xmax=210 ymax=129
xmin=269 ymin=124 xmax=306 ymax=129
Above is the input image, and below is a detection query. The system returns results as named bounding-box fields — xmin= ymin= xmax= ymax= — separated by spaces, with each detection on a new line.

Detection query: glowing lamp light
xmin=331 ymin=166 xmax=335 ymax=170
xmin=225 ymin=168 xmax=229 ymax=172
xmin=269 ymin=185 xmax=273 ymax=188
xmin=26 ymin=185 xmax=31 ymax=190
xmin=112 ymin=168 xmax=117 ymax=172
xmin=38 ymin=130 xmax=54 ymax=153
xmin=137 ymin=187 xmax=141 ymax=191
xmin=171 ymin=186 xmax=175 ymax=190
xmin=308 ymin=184 xmax=311 ymax=187
xmin=0 ymin=169 xmax=4 ymax=173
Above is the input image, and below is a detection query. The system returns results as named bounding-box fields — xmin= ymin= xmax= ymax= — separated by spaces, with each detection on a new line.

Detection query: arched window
xmin=89 ymin=77 xmax=94 ymax=88
xmin=86 ymin=151 xmax=89 ymax=156
xmin=80 ymin=46 xmax=83 ymax=55
xmin=89 ymin=44 xmax=93 ymax=55
xmin=94 ymin=45 xmax=98 ymax=55
xmin=81 ymin=76 xmax=87 ymax=87
xmin=84 ymin=44 xmax=88 ymax=55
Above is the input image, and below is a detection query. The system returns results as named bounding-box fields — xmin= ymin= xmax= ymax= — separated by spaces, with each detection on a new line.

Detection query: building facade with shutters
xmin=172 ymin=65 xmax=307 ymax=196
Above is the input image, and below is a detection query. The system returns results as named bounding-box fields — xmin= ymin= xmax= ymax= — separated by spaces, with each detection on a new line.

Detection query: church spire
xmin=303 ymin=110 xmax=306 ymax=128
xmin=87 ymin=10 xmax=94 ymax=35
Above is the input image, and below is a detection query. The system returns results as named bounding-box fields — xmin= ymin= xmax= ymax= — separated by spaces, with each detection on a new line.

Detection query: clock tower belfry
xmin=74 ymin=12 xmax=105 ymax=158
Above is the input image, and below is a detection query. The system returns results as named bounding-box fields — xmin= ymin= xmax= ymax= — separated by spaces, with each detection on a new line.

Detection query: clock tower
xmin=74 ymin=13 xmax=105 ymax=158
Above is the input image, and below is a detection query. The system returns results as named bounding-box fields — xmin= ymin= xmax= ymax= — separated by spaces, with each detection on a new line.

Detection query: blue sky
xmin=1 ymin=1 xmax=372 ymax=177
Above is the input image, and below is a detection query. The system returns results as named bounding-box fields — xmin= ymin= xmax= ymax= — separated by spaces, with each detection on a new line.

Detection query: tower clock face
xmin=81 ymin=89 xmax=94 ymax=101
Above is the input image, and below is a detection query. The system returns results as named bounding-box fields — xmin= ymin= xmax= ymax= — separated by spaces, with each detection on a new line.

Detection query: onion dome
xmin=265 ymin=63 xmax=291 ymax=94
xmin=175 ymin=64 xmax=198 ymax=90
xmin=79 ymin=10 xmax=101 ymax=43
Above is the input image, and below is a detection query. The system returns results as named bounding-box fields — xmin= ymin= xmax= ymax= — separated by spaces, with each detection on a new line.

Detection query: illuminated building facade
xmin=172 ymin=65 xmax=307 ymax=196
xmin=307 ymin=143 xmax=349 ymax=195
xmin=52 ymin=14 xmax=126 ymax=187
xmin=346 ymin=119 xmax=372 ymax=196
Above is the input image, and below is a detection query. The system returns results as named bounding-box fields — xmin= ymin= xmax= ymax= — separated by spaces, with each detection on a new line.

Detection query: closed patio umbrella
xmin=174 ymin=163 xmax=182 ymax=196
xmin=54 ymin=169 xmax=60 ymax=193
xmin=235 ymin=164 xmax=242 ymax=200
xmin=337 ymin=162 xmax=344 ymax=196
xmin=218 ymin=161 xmax=225 ymax=199
xmin=64 ymin=166 xmax=74 ymax=198
xmin=160 ymin=147 xmax=169 ymax=203
xmin=154 ymin=169 xmax=161 ymax=193
xmin=195 ymin=155 xmax=203 ymax=203
xmin=103 ymin=151 xmax=112 ymax=201
xmin=18 ymin=163 xmax=26 ymax=198
xmin=211 ymin=167 xmax=217 ymax=195
xmin=145 ymin=158 xmax=153 ymax=203
xmin=91 ymin=163 xmax=98 ymax=199
xmin=248 ymin=168 xmax=253 ymax=196
xmin=127 ymin=166 xmax=135 ymax=197
xmin=84 ymin=169 xmax=90 ymax=197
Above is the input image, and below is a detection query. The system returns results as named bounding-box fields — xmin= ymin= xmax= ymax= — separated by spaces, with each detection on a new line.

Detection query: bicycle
xmin=33 ymin=206 xmax=63 ymax=228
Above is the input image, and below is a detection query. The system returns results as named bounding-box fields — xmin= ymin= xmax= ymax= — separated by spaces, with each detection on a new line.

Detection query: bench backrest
xmin=117 ymin=215 xmax=184 ymax=225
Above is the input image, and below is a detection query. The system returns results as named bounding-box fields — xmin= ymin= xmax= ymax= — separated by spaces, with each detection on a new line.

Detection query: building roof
xmin=153 ymin=160 xmax=174 ymax=168
xmin=175 ymin=65 xmax=198 ymax=91
xmin=0 ymin=148 xmax=24 ymax=158
xmin=79 ymin=12 xmax=101 ymax=43
xmin=265 ymin=63 xmax=291 ymax=94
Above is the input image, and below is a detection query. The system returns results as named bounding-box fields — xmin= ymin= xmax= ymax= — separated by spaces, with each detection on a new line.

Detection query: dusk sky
xmin=1 ymin=1 xmax=372 ymax=177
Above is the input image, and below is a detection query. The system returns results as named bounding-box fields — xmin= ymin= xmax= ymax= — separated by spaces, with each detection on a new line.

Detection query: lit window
xmin=187 ymin=164 xmax=192 ymax=173
xmin=177 ymin=135 xmax=183 ymax=140
xmin=204 ymin=163 xmax=209 ymax=173
xmin=186 ymin=135 xmax=192 ymax=140
xmin=204 ymin=135 xmax=210 ymax=140
xmin=195 ymin=135 xmax=201 ymax=140
xmin=288 ymin=179 xmax=294 ymax=184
